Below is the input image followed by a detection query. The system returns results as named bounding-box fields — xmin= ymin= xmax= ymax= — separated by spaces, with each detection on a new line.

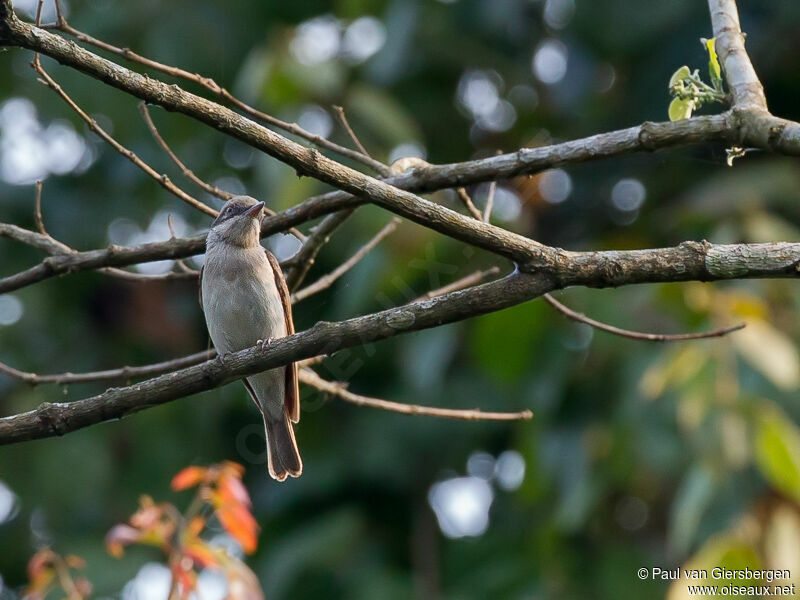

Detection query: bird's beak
xmin=245 ymin=201 xmax=265 ymax=219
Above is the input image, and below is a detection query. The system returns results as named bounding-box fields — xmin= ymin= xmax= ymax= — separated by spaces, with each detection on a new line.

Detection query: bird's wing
xmin=266 ymin=249 xmax=301 ymax=423
xmin=198 ymin=265 xmax=204 ymax=309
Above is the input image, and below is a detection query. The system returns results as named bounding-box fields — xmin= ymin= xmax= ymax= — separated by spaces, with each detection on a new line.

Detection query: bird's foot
xmin=257 ymin=338 xmax=274 ymax=350
xmin=216 ymin=351 xmax=232 ymax=364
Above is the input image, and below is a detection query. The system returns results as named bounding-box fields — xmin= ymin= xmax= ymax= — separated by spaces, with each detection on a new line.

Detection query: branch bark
xmin=3 ymin=240 xmax=800 ymax=445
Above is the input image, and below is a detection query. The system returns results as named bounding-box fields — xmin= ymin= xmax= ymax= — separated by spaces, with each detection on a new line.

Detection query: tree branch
xmin=41 ymin=0 xmax=387 ymax=175
xmin=706 ymin=0 xmax=800 ymax=152
xmin=707 ymin=0 xmax=767 ymax=112
xmin=32 ymin=59 xmax=218 ymax=217
xmin=0 ymin=11 xmax=757 ymax=269
xmin=542 ymin=293 xmax=744 ymax=341
xmin=292 ymin=218 xmax=400 ymax=303
xmin=284 ymin=209 xmax=355 ymax=290
xmin=299 ymin=368 xmax=532 ymax=421
xmin=2 ymin=240 xmax=800 ymax=445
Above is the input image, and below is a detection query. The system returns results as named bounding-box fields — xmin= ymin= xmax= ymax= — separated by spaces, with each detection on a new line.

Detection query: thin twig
xmin=43 ymin=3 xmax=386 ymax=175
xmin=292 ymin=218 xmax=401 ymax=303
xmin=1 ymin=218 xmax=196 ymax=283
xmin=482 ymin=181 xmax=497 ymax=223
xmin=543 ymin=293 xmax=745 ymax=341
xmin=34 ymin=0 xmax=43 ymax=27
xmin=332 ymin=105 xmax=387 ymax=174
xmin=413 ymin=267 xmax=502 ymax=302
xmin=455 ymin=187 xmax=484 ymax=221
xmin=32 ymin=180 xmax=48 ymax=235
xmin=0 ymin=350 xmax=215 ymax=386
xmin=284 ymin=209 xmax=355 ymax=290
xmin=31 ymin=61 xmax=218 ymax=218
xmin=299 ymin=368 xmax=532 ymax=421
xmin=0 ymin=352 xmax=326 ymax=388
xmin=138 ymin=102 xmax=231 ymax=201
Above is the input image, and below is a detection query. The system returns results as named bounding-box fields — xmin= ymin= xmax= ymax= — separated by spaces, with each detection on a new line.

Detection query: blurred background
xmin=2 ymin=0 xmax=800 ymax=597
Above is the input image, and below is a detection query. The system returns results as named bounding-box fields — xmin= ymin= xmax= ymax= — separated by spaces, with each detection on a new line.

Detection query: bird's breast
xmin=201 ymin=246 xmax=287 ymax=354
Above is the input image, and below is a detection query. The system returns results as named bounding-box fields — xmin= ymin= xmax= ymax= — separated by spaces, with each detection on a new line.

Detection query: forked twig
xmin=44 ymin=2 xmax=387 ymax=175
xmin=292 ymin=218 xmax=401 ymax=303
xmin=299 ymin=368 xmax=532 ymax=421
xmin=31 ymin=60 xmax=218 ymax=217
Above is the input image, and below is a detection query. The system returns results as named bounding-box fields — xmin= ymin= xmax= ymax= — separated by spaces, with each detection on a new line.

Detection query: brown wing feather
xmin=266 ymin=250 xmax=301 ymax=423
xmin=198 ymin=265 xmax=204 ymax=309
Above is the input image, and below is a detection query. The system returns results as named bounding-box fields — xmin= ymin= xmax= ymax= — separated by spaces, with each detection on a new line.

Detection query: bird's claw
xmin=257 ymin=338 xmax=273 ymax=350
xmin=216 ymin=351 xmax=231 ymax=364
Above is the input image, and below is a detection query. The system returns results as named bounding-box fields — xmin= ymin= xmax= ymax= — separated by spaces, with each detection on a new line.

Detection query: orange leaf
xmin=217 ymin=503 xmax=259 ymax=554
xmin=183 ymin=541 xmax=220 ymax=569
xmin=187 ymin=515 xmax=206 ymax=537
xmin=218 ymin=473 xmax=252 ymax=509
xmin=171 ymin=466 xmax=208 ymax=491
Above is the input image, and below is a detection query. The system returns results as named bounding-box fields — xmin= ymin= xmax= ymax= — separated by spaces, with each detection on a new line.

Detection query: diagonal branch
xmin=42 ymin=1 xmax=387 ymax=175
xmin=31 ymin=59 xmax=218 ymax=217
xmin=0 ymin=13 xmax=750 ymax=266
xmin=292 ymin=218 xmax=401 ymax=303
xmin=284 ymin=209 xmax=356 ymax=290
xmin=2 ymin=240 xmax=800 ymax=445
xmin=707 ymin=0 xmax=767 ymax=112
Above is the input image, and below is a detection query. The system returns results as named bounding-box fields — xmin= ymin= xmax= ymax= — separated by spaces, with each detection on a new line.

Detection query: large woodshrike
xmin=200 ymin=195 xmax=302 ymax=481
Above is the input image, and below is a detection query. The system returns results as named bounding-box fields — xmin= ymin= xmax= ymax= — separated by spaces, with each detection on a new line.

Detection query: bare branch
xmin=138 ymin=102 xmax=231 ymax=201
xmin=0 ymin=271 xmax=548 ymax=445
xmin=138 ymin=102 xmax=307 ymax=241
xmin=299 ymin=368 xmax=532 ymax=421
xmin=32 ymin=180 xmax=47 ymax=236
xmin=413 ymin=267 xmax=502 ymax=302
xmin=284 ymin=209 xmax=355 ymax=290
xmin=41 ymin=3 xmax=386 ymax=173
xmin=31 ymin=60 xmax=218 ymax=218
xmin=331 ymin=105 xmax=387 ymax=174
xmin=0 ymin=350 xmax=214 ymax=385
xmin=0 ymin=222 xmax=71 ymax=255
xmin=482 ymin=181 xmax=497 ymax=223
xmin=543 ymin=293 xmax=745 ymax=341
xmin=292 ymin=217 xmax=401 ymax=303
xmin=2 ymin=240 xmax=800 ymax=444
xmin=707 ymin=0 xmax=767 ymax=112
xmin=455 ymin=187 xmax=483 ymax=221
xmin=0 ymin=15 xmax=757 ymax=266
xmin=0 ymin=352 xmax=324 ymax=388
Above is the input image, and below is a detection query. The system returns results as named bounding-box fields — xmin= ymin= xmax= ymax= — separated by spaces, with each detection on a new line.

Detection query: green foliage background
xmin=2 ymin=0 xmax=800 ymax=598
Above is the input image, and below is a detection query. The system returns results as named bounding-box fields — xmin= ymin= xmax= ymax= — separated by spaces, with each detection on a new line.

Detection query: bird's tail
xmin=265 ymin=416 xmax=302 ymax=482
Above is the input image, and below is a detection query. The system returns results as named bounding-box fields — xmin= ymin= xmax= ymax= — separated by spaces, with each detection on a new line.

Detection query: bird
xmin=200 ymin=195 xmax=302 ymax=481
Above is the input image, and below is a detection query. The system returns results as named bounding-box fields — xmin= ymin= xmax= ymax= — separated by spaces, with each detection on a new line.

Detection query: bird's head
xmin=208 ymin=195 xmax=265 ymax=248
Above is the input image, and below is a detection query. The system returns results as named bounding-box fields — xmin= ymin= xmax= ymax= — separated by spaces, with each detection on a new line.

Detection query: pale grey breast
xmin=202 ymin=245 xmax=287 ymax=356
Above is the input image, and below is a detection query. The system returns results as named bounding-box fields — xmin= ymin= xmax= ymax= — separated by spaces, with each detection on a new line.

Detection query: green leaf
xmin=668 ymin=65 xmax=691 ymax=89
xmin=668 ymin=97 xmax=694 ymax=121
xmin=754 ymin=403 xmax=800 ymax=502
xmin=703 ymin=37 xmax=723 ymax=91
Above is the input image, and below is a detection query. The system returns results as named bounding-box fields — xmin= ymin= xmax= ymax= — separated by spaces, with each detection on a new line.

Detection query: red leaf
xmin=171 ymin=466 xmax=208 ymax=491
